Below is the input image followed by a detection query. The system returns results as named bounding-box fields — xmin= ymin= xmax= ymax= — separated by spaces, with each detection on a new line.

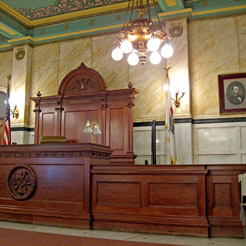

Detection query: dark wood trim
xmin=11 ymin=127 xmax=35 ymax=132
xmin=133 ymin=117 xmax=246 ymax=127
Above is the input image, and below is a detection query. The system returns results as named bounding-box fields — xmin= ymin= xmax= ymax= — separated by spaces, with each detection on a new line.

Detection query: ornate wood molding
xmin=0 ymin=143 xmax=112 ymax=160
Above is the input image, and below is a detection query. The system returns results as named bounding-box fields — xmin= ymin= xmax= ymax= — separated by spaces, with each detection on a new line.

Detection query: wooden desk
xmin=0 ymin=143 xmax=112 ymax=228
xmin=0 ymin=146 xmax=245 ymax=238
xmin=91 ymin=164 xmax=246 ymax=237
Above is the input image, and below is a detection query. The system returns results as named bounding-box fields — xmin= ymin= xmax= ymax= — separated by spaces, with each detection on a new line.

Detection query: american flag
xmin=3 ymin=92 xmax=11 ymax=145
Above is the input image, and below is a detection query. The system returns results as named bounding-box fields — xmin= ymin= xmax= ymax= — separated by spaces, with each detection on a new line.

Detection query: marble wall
xmin=193 ymin=122 xmax=246 ymax=164
xmin=1 ymin=14 xmax=246 ymax=164
xmin=27 ymin=15 xmax=246 ymax=125
xmin=28 ymin=34 xmax=170 ymax=125
xmin=0 ymin=50 xmax=12 ymax=92
xmin=134 ymin=123 xmax=193 ymax=165
xmin=189 ymin=15 xmax=246 ymax=119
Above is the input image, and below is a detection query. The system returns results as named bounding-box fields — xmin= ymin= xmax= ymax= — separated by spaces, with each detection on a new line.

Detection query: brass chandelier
xmin=111 ymin=0 xmax=173 ymax=66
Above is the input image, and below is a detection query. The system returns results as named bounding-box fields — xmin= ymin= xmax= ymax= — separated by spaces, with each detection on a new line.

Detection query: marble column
xmin=11 ymin=44 xmax=33 ymax=144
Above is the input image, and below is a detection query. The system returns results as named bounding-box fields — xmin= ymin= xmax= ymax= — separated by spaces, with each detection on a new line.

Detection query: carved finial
xmin=36 ymin=91 xmax=42 ymax=97
xmin=128 ymin=81 xmax=133 ymax=88
xmin=79 ymin=63 xmax=87 ymax=69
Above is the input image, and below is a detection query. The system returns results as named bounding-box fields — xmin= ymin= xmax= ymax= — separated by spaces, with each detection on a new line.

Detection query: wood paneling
xmin=149 ymin=183 xmax=198 ymax=208
xmin=32 ymin=63 xmax=138 ymax=164
xmin=0 ymin=143 xmax=112 ymax=228
xmin=110 ymin=108 xmax=124 ymax=150
xmin=97 ymin=182 xmax=141 ymax=206
xmin=0 ymin=122 xmax=4 ymax=145
xmin=90 ymin=164 xmax=246 ymax=237
xmin=0 ymin=146 xmax=245 ymax=238
xmin=206 ymin=165 xmax=245 ymax=237
xmin=91 ymin=165 xmax=208 ymax=236
xmin=42 ymin=112 xmax=55 ymax=137
xmin=214 ymin=183 xmax=231 ymax=209
xmin=62 ymin=109 xmax=98 ymax=143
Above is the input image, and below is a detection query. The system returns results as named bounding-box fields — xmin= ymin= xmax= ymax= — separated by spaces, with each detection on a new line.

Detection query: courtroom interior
xmin=0 ymin=0 xmax=246 ymax=245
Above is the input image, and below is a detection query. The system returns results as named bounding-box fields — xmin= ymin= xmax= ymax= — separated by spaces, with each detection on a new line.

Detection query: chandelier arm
xmin=153 ymin=0 xmax=164 ymax=33
xmin=134 ymin=0 xmax=138 ymax=19
xmin=130 ymin=0 xmax=135 ymax=22
xmin=146 ymin=0 xmax=152 ymax=22
xmin=122 ymin=0 xmax=132 ymax=31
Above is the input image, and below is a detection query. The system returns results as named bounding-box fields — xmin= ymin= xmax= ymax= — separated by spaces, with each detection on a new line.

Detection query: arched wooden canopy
xmin=58 ymin=63 xmax=107 ymax=96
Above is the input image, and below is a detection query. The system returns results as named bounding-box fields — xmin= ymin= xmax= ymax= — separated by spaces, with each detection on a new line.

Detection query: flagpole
xmin=7 ymin=75 xmax=11 ymax=99
xmin=164 ymin=67 xmax=177 ymax=165
xmin=3 ymin=75 xmax=11 ymax=145
xmin=164 ymin=67 xmax=170 ymax=164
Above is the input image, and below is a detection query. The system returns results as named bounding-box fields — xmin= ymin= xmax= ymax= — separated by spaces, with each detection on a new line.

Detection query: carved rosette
xmin=7 ymin=164 xmax=37 ymax=201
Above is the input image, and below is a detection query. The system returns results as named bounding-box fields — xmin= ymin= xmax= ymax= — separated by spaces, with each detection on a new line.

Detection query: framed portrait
xmin=219 ymin=73 xmax=246 ymax=113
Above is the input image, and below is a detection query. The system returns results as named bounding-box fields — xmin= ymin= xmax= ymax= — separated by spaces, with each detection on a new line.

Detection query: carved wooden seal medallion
xmin=7 ymin=164 xmax=37 ymax=200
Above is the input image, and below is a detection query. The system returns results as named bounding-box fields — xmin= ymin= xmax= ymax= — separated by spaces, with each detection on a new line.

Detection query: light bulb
xmin=163 ymin=84 xmax=169 ymax=91
xmin=120 ymin=39 xmax=133 ymax=54
xmin=147 ymin=38 xmax=161 ymax=52
xmin=111 ymin=47 xmax=123 ymax=61
xmin=150 ymin=52 xmax=161 ymax=65
xmin=161 ymin=43 xmax=173 ymax=58
xmin=127 ymin=53 xmax=139 ymax=66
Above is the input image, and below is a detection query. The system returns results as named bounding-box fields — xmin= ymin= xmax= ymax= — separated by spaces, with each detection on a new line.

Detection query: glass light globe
xmin=163 ymin=84 xmax=169 ymax=91
xmin=111 ymin=47 xmax=123 ymax=61
xmin=127 ymin=53 xmax=139 ymax=66
xmin=120 ymin=39 xmax=133 ymax=54
xmin=161 ymin=43 xmax=173 ymax=58
xmin=147 ymin=38 xmax=161 ymax=52
xmin=150 ymin=52 xmax=161 ymax=65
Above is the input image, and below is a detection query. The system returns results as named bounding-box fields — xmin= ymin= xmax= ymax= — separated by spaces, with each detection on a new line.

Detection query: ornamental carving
xmin=68 ymin=77 xmax=97 ymax=94
xmin=58 ymin=63 xmax=107 ymax=96
xmin=0 ymin=151 xmax=111 ymax=159
xmin=15 ymin=0 xmax=125 ymax=20
xmin=7 ymin=164 xmax=37 ymax=201
xmin=169 ymin=23 xmax=183 ymax=38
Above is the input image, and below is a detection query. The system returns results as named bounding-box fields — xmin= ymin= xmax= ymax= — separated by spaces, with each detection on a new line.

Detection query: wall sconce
xmin=172 ymin=91 xmax=185 ymax=108
xmin=83 ymin=121 xmax=101 ymax=143
xmin=10 ymin=105 xmax=19 ymax=119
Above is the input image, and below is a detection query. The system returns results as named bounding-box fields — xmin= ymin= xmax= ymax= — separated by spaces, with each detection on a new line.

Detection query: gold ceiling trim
xmin=0 ymin=43 xmax=11 ymax=49
xmin=7 ymin=23 xmax=122 ymax=43
xmin=191 ymin=4 xmax=246 ymax=16
xmin=159 ymin=5 xmax=246 ymax=18
xmin=0 ymin=1 xmax=245 ymax=33
xmin=0 ymin=1 xmax=31 ymax=26
xmin=0 ymin=1 xmax=129 ymax=28
xmin=7 ymin=36 xmax=35 ymax=43
xmin=0 ymin=23 xmax=16 ymax=35
xmin=30 ymin=2 xmax=128 ymax=26
xmin=165 ymin=0 xmax=177 ymax=7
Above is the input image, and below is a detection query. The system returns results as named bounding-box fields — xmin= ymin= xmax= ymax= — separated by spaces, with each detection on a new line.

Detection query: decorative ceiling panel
xmin=0 ymin=0 xmax=245 ymax=51
xmin=3 ymin=0 xmax=126 ymax=20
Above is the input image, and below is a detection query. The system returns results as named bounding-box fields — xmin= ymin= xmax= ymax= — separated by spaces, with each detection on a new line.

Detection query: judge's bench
xmin=0 ymin=64 xmax=245 ymax=238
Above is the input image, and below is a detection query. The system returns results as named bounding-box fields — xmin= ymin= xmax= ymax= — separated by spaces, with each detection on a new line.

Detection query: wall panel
xmin=193 ymin=122 xmax=246 ymax=164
